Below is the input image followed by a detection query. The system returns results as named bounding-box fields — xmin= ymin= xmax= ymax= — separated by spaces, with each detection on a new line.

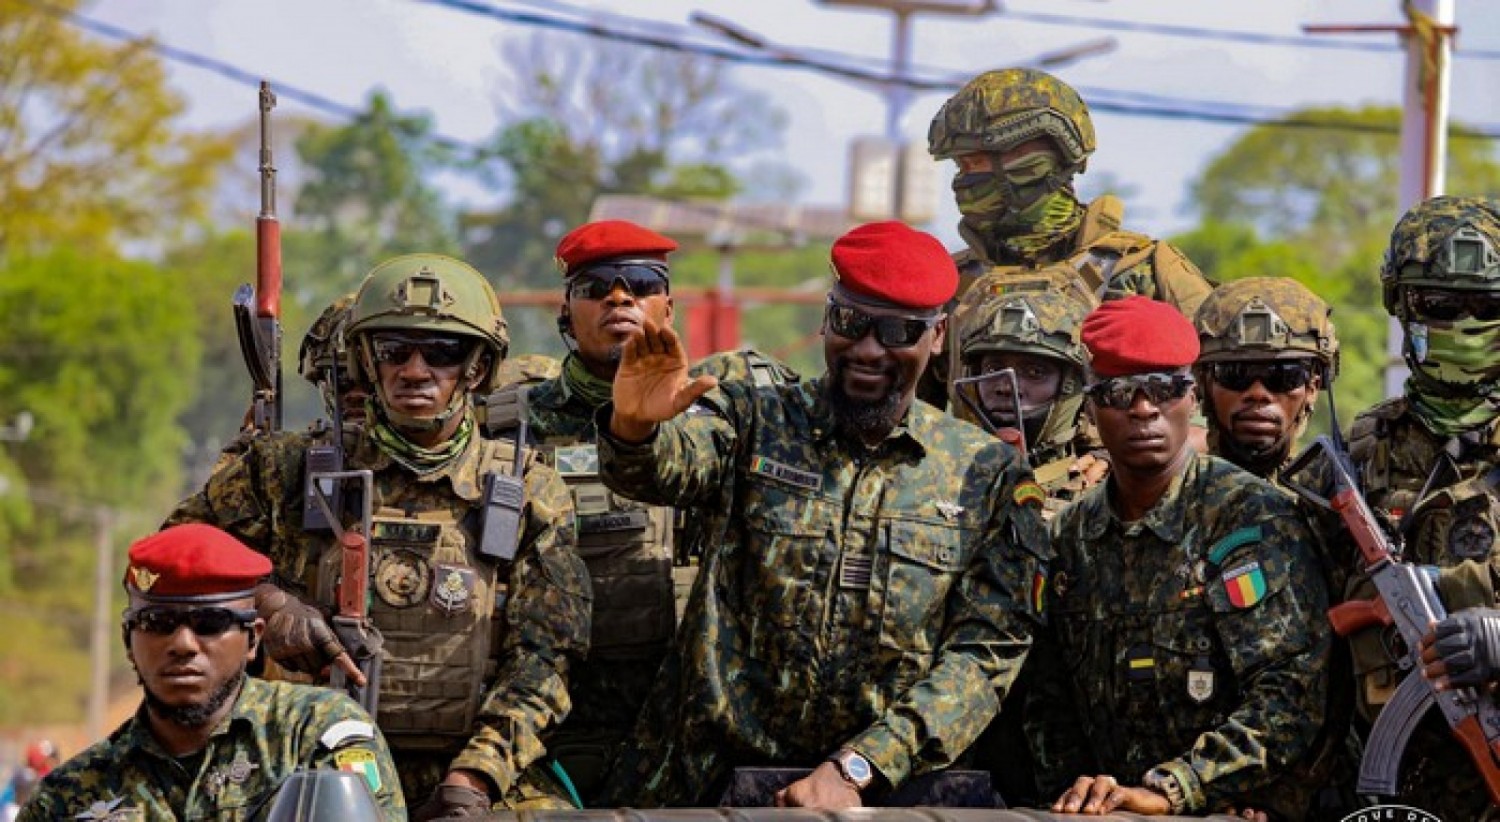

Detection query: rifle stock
xmin=1284 ymin=435 xmax=1500 ymax=805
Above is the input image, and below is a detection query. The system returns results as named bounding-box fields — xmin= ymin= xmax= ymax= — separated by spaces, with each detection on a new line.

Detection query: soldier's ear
xmin=244 ymin=619 xmax=264 ymax=664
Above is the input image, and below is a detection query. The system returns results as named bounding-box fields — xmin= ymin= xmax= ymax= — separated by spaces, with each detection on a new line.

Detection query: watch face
xmin=845 ymin=754 xmax=872 ymax=781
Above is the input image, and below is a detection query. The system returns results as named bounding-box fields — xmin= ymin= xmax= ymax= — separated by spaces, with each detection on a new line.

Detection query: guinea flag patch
xmin=334 ymin=748 xmax=382 ymax=792
xmin=1222 ymin=561 xmax=1267 ymax=608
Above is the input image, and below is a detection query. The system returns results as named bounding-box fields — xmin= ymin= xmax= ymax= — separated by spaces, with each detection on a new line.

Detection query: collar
xmin=1080 ymin=452 xmax=1200 ymax=543
xmin=122 ymin=677 xmax=261 ymax=761
xmin=802 ymin=375 xmax=930 ymax=457
xmin=351 ymin=424 xmax=489 ymax=502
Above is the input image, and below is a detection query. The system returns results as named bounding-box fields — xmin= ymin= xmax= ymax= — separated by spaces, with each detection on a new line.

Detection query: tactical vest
xmin=311 ymin=438 xmax=526 ymax=751
xmin=1345 ymin=399 xmax=1500 ymax=711
xmin=487 ymin=384 xmax=678 ymax=659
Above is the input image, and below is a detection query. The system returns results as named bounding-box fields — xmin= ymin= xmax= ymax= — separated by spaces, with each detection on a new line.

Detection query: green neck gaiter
xmin=562 ymin=353 xmax=615 ymax=409
xmin=368 ymin=403 xmax=475 ymax=476
xmin=1408 ymin=386 xmax=1500 ymax=439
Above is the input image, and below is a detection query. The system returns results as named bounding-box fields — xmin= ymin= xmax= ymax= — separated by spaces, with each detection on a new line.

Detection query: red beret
xmin=554 ymin=220 xmax=678 ymax=278
xmin=1081 ymin=296 xmax=1200 ymax=378
xmin=125 ymin=524 xmax=271 ymax=602
xmin=830 ymin=222 xmax=958 ymax=310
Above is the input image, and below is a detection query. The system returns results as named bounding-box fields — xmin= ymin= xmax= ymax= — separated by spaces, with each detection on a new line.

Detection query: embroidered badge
xmin=1449 ymin=517 xmax=1495 ymax=560
xmin=935 ymin=501 xmax=965 ymax=520
xmin=1222 ymin=561 xmax=1267 ymax=608
xmin=1031 ymin=569 xmax=1047 ymax=615
xmin=1012 ymin=481 xmax=1046 ymax=508
xmin=552 ymin=444 xmax=599 ymax=476
xmin=1187 ymin=668 xmax=1216 ymax=703
xmin=227 ymin=751 xmax=258 ymax=784
xmin=374 ymin=548 xmax=431 ymax=609
xmin=431 ymin=564 xmax=477 ymax=616
xmin=129 ymin=566 xmax=158 ymax=593
xmin=74 ymin=796 xmax=134 ymax=821
xmin=749 ymin=455 xmax=822 ymax=491
xmin=335 ymin=747 xmax=383 ymax=792
xmin=1126 ymin=643 xmax=1155 ymax=681
xmin=1207 ymin=525 xmax=1262 ymax=566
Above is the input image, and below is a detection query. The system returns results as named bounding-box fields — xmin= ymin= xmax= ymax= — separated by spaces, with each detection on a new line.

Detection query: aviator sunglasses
xmin=369 ymin=334 xmax=475 ymax=368
xmin=125 ymin=606 xmax=258 ymax=637
xmin=567 ymin=263 xmax=670 ymax=302
xmin=1207 ymin=361 xmax=1316 ymax=393
xmin=1085 ymin=372 xmax=1196 ymax=411
xmin=824 ymin=300 xmax=943 ymax=349
xmin=1407 ymin=290 xmax=1500 ymax=322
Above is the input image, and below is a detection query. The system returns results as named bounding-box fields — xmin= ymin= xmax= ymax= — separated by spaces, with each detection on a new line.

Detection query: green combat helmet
xmin=1380 ymin=196 xmax=1500 ymax=435
xmin=298 ymin=293 xmax=356 ymax=384
xmin=1195 ymin=277 xmax=1339 ymax=372
xmin=347 ymin=253 xmax=510 ymax=432
xmin=948 ymin=265 xmax=1096 ymax=462
xmin=928 ymin=67 xmax=1096 ymax=173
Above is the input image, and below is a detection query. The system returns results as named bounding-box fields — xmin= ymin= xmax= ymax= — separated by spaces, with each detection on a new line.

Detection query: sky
xmin=81 ymin=0 xmax=1500 ymax=248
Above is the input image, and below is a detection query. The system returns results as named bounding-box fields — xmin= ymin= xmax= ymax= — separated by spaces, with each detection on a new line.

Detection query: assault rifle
xmin=1283 ymin=435 xmax=1500 ymax=804
xmin=234 ymin=81 xmax=283 ymax=433
xmin=307 ymin=468 xmax=383 ymax=714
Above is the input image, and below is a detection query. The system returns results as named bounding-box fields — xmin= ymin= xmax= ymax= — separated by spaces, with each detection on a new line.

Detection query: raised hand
xmin=610 ymin=316 xmax=718 ymax=442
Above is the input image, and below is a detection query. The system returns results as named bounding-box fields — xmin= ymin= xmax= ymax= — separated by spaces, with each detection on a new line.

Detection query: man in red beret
xmin=1023 ymin=296 xmax=1330 ymax=818
xmin=593 ymin=221 xmax=1050 ymax=809
xmin=18 ymin=524 xmax=404 ymax=821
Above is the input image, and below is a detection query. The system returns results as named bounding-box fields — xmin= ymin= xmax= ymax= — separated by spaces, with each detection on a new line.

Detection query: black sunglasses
xmin=1208 ymin=360 xmax=1316 ymax=393
xmin=1407 ymin=290 xmax=1500 ymax=322
xmin=126 ymin=607 xmax=258 ymax=637
xmin=369 ymin=334 xmax=475 ymax=368
xmin=824 ymin=301 xmax=942 ymax=349
xmin=1085 ymin=373 xmax=1195 ymax=411
xmin=567 ymin=263 xmax=670 ymax=302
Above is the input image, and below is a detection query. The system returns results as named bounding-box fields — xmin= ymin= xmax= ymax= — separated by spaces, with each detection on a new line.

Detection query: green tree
xmin=0 ymin=248 xmax=200 ymax=725
xmin=0 ymin=0 xmax=231 ymax=256
xmin=294 ymin=90 xmax=460 ymax=292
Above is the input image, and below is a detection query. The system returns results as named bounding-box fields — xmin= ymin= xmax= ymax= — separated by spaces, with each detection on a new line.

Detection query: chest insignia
xmin=226 ymin=751 xmax=259 ymax=784
xmin=1449 ymin=517 xmax=1496 ymax=560
xmin=431 ymin=563 xmax=477 ymax=616
xmin=374 ymin=548 xmax=432 ymax=609
xmin=1187 ymin=667 xmax=1215 ymax=704
xmin=1125 ymin=643 xmax=1155 ymax=681
xmin=935 ymin=501 xmax=965 ymax=520
xmin=1222 ymin=561 xmax=1267 ymax=609
xmin=74 ymin=796 xmax=135 ymax=821
xmin=749 ymin=456 xmax=822 ymax=492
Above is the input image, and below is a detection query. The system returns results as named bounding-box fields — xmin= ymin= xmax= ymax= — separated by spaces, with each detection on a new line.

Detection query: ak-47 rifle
xmin=307 ymin=468 xmax=383 ymax=714
xmin=1283 ymin=435 xmax=1500 ymax=804
xmin=234 ymin=81 xmax=283 ymax=433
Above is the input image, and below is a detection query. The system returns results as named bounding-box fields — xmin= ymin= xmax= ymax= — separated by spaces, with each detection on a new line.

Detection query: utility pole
xmin=1306 ymin=1 xmax=1456 ymax=399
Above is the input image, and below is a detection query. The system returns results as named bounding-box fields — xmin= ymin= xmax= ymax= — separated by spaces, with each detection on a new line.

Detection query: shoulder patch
xmin=1208 ymin=525 xmax=1262 ymax=565
xmin=334 ymin=747 xmax=382 ymax=792
xmin=1222 ymin=560 xmax=1268 ymax=608
xmin=319 ymin=719 xmax=375 ymax=750
xmin=1013 ymin=480 xmax=1046 ymax=508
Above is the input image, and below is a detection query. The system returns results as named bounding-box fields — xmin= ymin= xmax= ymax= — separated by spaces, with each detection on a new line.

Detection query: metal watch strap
xmin=1142 ymin=768 xmax=1185 ymax=814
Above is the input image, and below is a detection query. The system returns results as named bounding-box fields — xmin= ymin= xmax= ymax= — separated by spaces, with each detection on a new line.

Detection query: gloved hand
xmin=411 ymin=784 xmax=492 ymax=821
xmin=253 ymin=583 xmax=349 ymax=676
xmin=1422 ymin=607 xmax=1500 ymax=689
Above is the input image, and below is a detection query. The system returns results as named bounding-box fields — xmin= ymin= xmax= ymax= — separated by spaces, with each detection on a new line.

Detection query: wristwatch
xmin=1141 ymin=767 xmax=1186 ymax=814
xmin=829 ymin=749 xmax=875 ymax=791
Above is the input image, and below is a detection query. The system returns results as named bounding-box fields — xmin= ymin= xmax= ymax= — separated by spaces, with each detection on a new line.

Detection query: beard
xmin=141 ymin=666 xmax=246 ymax=729
xmin=826 ymin=359 xmax=909 ymax=438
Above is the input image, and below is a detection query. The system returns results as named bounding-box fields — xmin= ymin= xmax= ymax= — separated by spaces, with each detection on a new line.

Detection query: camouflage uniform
xmin=1310 ymin=197 xmax=1500 ymax=820
xmin=18 ymin=678 xmax=404 ymax=822
xmin=595 ymin=375 xmax=1050 ymax=807
xmin=921 ymin=69 xmax=1213 ymax=407
xmin=167 ymin=255 xmax=592 ymax=807
xmin=1028 ymin=454 xmax=1330 ymax=818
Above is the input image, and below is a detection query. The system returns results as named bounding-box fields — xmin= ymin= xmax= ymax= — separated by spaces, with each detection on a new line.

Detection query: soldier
xmin=481 ymin=220 xmax=688 ymax=804
xmin=596 ymin=221 xmax=1050 ymax=808
xmin=1193 ymin=277 xmax=1338 ymax=482
xmin=921 ymin=68 xmax=1214 ymax=407
xmin=18 ymin=524 xmax=404 ymax=821
xmin=1331 ymin=196 xmax=1500 ymax=819
xmin=166 ymin=254 xmax=592 ymax=818
xmin=297 ymin=292 xmax=370 ymax=428
xmin=1028 ymin=297 xmax=1330 ymax=818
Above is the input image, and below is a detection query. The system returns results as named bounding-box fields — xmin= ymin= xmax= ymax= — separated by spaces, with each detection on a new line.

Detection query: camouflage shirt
xmin=596 ymin=376 xmax=1051 ymax=806
xmin=18 ymin=678 xmax=403 ymax=822
xmin=164 ymin=422 xmax=591 ymax=802
xmin=1028 ymin=454 xmax=1330 ymax=817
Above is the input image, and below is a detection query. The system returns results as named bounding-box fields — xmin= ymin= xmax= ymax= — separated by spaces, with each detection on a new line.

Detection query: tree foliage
xmin=0 ymin=0 xmax=231 ymax=257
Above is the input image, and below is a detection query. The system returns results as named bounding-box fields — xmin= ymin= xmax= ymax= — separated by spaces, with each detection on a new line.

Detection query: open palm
xmin=612 ymin=317 xmax=718 ymax=426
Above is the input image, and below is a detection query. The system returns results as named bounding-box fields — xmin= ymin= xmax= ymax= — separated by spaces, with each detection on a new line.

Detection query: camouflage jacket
xmin=18 ymin=678 xmax=403 ymax=822
xmin=595 ymin=376 xmax=1051 ymax=806
xmin=1028 ymin=454 xmax=1330 ymax=817
xmin=163 ymin=422 xmax=591 ymax=800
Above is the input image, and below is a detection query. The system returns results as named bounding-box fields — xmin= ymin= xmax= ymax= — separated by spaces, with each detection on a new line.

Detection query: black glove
xmin=253 ymin=583 xmax=346 ymax=675
xmin=1430 ymin=607 xmax=1500 ymax=688
xmin=411 ymin=784 xmax=492 ymax=821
